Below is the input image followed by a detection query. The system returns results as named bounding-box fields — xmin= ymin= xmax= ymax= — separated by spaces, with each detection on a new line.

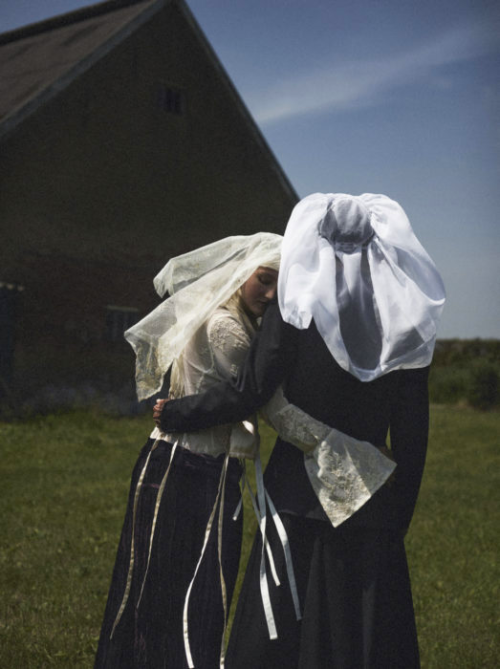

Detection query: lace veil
xmin=125 ymin=233 xmax=282 ymax=400
xmin=278 ymin=193 xmax=446 ymax=380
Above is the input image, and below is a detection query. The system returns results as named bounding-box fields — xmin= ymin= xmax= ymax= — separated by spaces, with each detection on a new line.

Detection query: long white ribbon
xmin=136 ymin=441 xmax=179 ymax=607
xmin=231 ymin=461 xmax=246 ymax=522
xmin=247 ymin=450 xmax=302 ymax=640
xmin=217 ymin=457 xmax=229 ymax=668
xmin=240 ymin=460 xmax=278 ymax=585
xmin=110 ymin=438 xmax=160 ymax=639
xmin=254 ymin=451 xmax=278 ymax=640
xmin=265 ymin=490 xmax=301 ymax=621
xmin=183 ymin=454 xmax=230 ymax=669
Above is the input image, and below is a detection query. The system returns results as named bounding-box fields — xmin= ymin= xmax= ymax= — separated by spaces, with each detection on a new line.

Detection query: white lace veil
xmin=126 ymin=233 xmax=282 ymax=400
xmin=278 ymin=192 xmax=445 ymax=380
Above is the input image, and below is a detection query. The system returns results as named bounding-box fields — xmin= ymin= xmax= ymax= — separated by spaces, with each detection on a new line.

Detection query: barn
xmin=0 ymin=0 xmax=297 ymax=408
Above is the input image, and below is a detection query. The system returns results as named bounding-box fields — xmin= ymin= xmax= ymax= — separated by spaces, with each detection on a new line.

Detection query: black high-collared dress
xmin=160 ymin=298 xmax=429 ymax=669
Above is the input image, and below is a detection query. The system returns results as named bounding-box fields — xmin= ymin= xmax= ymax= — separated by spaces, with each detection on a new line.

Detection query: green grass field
xmin=1 ymin=406 xmax=498 ymax=668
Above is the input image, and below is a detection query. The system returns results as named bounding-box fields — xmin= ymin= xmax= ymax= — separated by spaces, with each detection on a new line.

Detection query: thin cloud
xmin=250 ymin=22 xmax=498 ymax=125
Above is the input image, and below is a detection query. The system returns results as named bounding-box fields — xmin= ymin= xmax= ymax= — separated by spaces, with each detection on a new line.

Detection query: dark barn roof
xmin=0 ymin=0 xmax=162 ymax=137
xmin=0 ymin=0 xmax=297 ymax=199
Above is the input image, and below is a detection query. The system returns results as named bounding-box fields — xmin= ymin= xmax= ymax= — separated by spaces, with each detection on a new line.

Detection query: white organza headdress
xmin=126 ymin=232 xmax=282 ymax=400
xmin=278 ymin=193 xmax=445 ymax=381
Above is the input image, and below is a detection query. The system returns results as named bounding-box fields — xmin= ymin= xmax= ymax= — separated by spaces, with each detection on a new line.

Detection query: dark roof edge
xmin=0 ymin=0 xmax=152 ymax=45
xmin=177 ymin=0 xmax=299 ymax=203
xmin=0 ymin=0 xmax=166 ymax=141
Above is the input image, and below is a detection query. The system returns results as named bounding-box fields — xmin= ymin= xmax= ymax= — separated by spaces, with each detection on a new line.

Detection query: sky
xmin=2 ymin=0 xmax=500 ymax=339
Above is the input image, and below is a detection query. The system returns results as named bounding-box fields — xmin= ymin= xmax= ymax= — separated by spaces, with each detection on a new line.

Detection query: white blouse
xmin=150 ymin=305 xmax=259 ymax=457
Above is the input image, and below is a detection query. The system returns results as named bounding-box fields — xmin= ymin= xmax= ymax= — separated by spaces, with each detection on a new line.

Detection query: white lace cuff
xmin=304 ymin=429 xmax=396 ymax=527
xmin=261 ymin=387 xmax=330 ymax=453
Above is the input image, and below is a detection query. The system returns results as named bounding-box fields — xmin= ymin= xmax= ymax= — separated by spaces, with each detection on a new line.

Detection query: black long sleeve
xmin=390 ymin=366 xmax=430 ymax=529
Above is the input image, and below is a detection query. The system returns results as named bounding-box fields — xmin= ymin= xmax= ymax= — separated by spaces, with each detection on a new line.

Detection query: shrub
xmin=428 ymin=366 xmax=469 ymax=404
xmin=466 ymin=362 xmax=499 ymax=410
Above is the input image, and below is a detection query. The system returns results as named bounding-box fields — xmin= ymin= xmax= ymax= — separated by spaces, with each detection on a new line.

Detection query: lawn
xmin=0 ymin=406 xmax=498 ymax=668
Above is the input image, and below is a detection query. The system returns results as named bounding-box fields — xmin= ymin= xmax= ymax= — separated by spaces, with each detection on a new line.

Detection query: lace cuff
xmin=261 ymin=387 xmax=330 ymax=453
xmin=262 ymin=387 xmax=396 ymax=526
xmin=304 ymin=430 xmax=396 ymax=527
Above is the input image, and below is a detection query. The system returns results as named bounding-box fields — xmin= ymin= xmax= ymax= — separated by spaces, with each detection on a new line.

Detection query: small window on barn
xmin=106 ymin=306 xmax=139 ymax=342
xmin=157 ymin=84 xmax=186 ymax=115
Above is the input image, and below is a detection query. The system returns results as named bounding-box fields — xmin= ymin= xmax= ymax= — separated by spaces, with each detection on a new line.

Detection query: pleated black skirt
xmin=95 ymin=438 xmax=243 ymax=669
xmin=226 ymin=513 xmax=419 ymax=669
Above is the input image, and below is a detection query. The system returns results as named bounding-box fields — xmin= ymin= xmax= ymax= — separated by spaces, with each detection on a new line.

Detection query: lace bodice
xmin=151 ymin=304 xmax=258 ymax=457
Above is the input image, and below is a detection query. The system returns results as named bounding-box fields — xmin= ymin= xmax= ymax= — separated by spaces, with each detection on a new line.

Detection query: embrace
xmin=95 ymin=192 xmax=445 ymax=668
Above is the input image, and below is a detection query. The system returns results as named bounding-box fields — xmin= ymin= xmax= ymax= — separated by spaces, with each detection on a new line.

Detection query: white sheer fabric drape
xmin=278 ymin=193 xmax=446 ymax=381
xmin=125 ymin=233 xmax=282 ymax=400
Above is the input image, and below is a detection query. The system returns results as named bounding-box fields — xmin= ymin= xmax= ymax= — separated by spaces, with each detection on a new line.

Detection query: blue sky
xmin=3 ymin=0 xmax=500 ymax=338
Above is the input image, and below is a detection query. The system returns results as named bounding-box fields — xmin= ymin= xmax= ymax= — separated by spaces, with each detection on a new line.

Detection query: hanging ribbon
xmin=110 ymin=438 xmax=160 ymax=639
xmin=246 ymin=447 xmax=302 ymax=639
xmin=265 ymin=490 xmax=301 ymax=622
xmin=136 ymin=441 xmax=179 ymax=607
xmin=254 ymin=451 xmax=278 ymax=640
xmin=183 ymin=454 xmax=230 ymax=669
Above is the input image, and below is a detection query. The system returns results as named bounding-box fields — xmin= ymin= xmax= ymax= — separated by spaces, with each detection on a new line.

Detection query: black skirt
xmin=95 ymin=438 xmax=243 ymax=669
xmin=227 ymin=513 xmax=419 ymax=669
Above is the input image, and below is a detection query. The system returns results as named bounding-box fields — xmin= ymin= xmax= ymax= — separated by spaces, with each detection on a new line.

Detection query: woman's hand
xmin=153 ymin=398 xmax=169 ymax=427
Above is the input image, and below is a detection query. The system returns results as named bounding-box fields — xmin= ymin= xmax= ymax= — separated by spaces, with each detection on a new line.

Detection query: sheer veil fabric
xmin=278 ymin=192 xmax=446 ymax=381
xmin=125 ymin=233 xmax=282 ymax=400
